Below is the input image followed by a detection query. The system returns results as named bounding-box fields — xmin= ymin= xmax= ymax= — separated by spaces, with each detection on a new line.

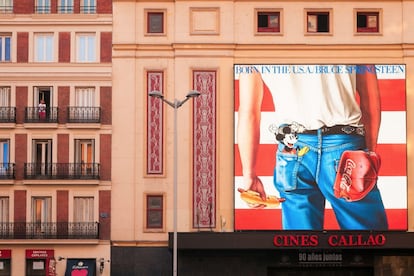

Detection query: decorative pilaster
xmin=147 ymin=71 xmax=164 ymax=175
xmin=193 ymin=71 xmax=216 ymax=229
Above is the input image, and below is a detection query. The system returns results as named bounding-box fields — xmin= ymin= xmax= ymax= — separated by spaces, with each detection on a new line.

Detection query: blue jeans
xmin=274 ymin=130 xmax=388 ymax=230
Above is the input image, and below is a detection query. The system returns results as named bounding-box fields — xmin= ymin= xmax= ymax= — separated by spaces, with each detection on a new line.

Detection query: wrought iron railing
xmin=0 ymin=163 xmax=15 ymax=179
xmin=67 ymin=107 xmax=101 ymax=123
xmin=24 ymin=163 xmax=100 ymax=179
xmin=58 ymin=5 xmax=74 ymax=13
xmin=80 ymin=5 xmax=96 ymax=14
xmin=35 ymin=5 xmax=51 ymax=13
xmin=0 ymin=107 xmax=16 ymax=123
xmin=25 ymin=107 xmax=58 ymax=123
xmin=0 ymin=5 xmax=12 ymax=13
xmin=0 ymin=222 xmax=99 ymax=239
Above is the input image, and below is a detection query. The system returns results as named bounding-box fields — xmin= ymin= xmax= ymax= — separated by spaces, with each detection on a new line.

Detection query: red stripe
xmin=235 ymin=209 xmax=407 ymax=230
xmin=378 ymin=79 xmax=406 ymax=111
xmin=235 ymin=144 xmax=406 ymax=177
xmin=235 ymin=79 xmax=405 ymax=112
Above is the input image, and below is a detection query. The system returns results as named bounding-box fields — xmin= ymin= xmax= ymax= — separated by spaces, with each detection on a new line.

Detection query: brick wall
xmin=16 ymin=33 xmax=28 ymax=63
xmin=59 ymin=32 xmax=71 ymax=63
xmin=99 ymin=134 xmax=111 ymax=181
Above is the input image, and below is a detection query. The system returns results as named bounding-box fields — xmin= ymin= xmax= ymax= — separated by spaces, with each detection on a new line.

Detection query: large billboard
xmin=234 ymin=64 xmax=407 ymax=231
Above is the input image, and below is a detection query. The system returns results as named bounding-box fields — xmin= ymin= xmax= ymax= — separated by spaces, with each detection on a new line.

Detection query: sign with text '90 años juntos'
xmin=234 ymin=64 xmax=407 ymax=231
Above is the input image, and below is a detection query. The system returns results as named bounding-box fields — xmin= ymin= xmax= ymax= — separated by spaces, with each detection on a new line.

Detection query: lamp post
xmin=149 ymin=90 xmax=200 ymax=276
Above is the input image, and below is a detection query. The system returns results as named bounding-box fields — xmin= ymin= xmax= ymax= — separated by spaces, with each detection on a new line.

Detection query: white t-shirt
xmin=258 ymin=65 xmax=362 ymax=130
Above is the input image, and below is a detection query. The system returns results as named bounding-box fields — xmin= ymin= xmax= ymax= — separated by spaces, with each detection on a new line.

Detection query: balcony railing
xmin=0 ymin=107 xmax=16 ymax=123
xmin=0 ymin=222 xmax=99 ymax=239
xmin=24 ymin=163 xmax=100 ymax=180
xmin=67 ymin=107 xmax=101 ymax=123
xmin=80 ymin=5 xmax=96 ymax=14
xmin=25 ymin=107 xmax=58 ymax=123
xmin=58 ymin=5 xmax=74 ymax=13
xmin=0 ymin=5 xmax=13 ymax=13
xmin=0 ymin=163 xmax=15 ymax=179
xmin=35 ymin=5 xmax=51 ymax=13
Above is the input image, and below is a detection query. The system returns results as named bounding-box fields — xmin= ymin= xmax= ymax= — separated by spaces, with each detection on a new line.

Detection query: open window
xmin=306 ymin=10 xmax=332 ymax=34
xmin=356 ymin=10 xmax=380 ymax=33
xmin=256 ymin=10 xmax=282 ymax=33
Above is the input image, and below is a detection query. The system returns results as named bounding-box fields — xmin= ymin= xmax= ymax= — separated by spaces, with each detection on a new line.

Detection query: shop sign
xmin=0 ymin=250 xmax=11 ymax=259
xmin=26 ymin=249 xmax=54 ymax=259
xmin=273 ymin=233 xmax=386 ymax=248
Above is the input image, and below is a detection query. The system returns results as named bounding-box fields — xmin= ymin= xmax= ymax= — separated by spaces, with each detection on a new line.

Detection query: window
xmin=35 ymin=34 xmax=54 ymax=62
xmin=32 ymin=86 xmax=53 ymax=122
xmin=0 ymin=197 xmax=9 ymax=237
xmin=146 ymin=11 xmax=164 ymax=34
xmin=32 ymin=139 xmax=52 ymax=176
xmin=74 ymin=139 xmax=95 ymax=176
xmin=75 ymin=87 xmax=95 ymax=107
xmin=0 ymin=87 xmax=12 ymax=123
xmin=72 ymin=87 xmax=98 ymax=122
xmin=0 ymin=0 xmax=13 ymax=13
xmin=36 ymin=0 xmax=51 ymax=13
xmin=73 ymin=197 xmax=94 ymax=235
xmin=0 ymin=34 xmax=11 ymax=62
xmin=59 ymin=0 xmax=73 ymax=13
xmin=81 ymin=0 xmax=96 ymax=14
xmin=146 ymin=195 xmax=163 ymax=229
xmin=306 ymin=11 xmax=330 ymax=33
xmin=0 ymin=140 xmax=10 ymax=176
xmin=257 ymin=11 xmax=281 ymax=33
xmin=32 ymin=197 xmax=52 ymax=235
xmin=76 ymin=33 xmax=96 ymax=62
xmin=356 ymin=11 xmax=380 ymax=33
xmin=74 ymin=197 xmax=94 ymax=222
xmin=0 ymin=197 xmax=9 ymax=223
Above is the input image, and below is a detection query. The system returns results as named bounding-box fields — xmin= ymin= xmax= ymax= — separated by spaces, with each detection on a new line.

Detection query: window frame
xmin=36 ymin=0 xmax=51 ymax=14
xmin=144 ymin=194 xmax=165 ymax=232
xmin=145 ymin=10 xmax=166 ymax=36
xmin=355 ymin=9 xmax=381 ymax=34
xmin=305 ymin=9 xmax=333 ymax=35
xmin=81 ymin=0 xmax=96 ymax=14
xmin=34 ymin=33 xmax=54 ymax=62
xmin=76 ymin=33 xmax=96 ymax=62
xmin=255 ymin=9 xmax=283 ymax=35
xmin=0 ymin=0 xmax=13 ymax=13
xmin=58 ymin=0 xmax=74 ymax=14
xmin=0 ymin=34 xmax=11 ymax=62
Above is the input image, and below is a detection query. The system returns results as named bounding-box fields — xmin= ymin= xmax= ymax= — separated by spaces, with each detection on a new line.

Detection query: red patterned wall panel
xmin=193 ymin=71 xmax=216 ymax=229
xmin=147 ymin=71 xmax=164 ymax=175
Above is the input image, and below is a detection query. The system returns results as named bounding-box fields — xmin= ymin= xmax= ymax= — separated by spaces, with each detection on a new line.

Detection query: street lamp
xmin=149 ymin=90 xmax=201 ymax=276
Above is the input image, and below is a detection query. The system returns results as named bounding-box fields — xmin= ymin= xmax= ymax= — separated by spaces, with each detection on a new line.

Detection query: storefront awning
xmin=65 ymin=259 xmax=96 ymax=276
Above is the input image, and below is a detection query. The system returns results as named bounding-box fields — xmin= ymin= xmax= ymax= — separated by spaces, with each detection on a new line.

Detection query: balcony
xmin=0 ymin=5 xmax=12 ymax=13
xmin=0 ymin=222 xmax=99 ymax=239
xmin=80 ymin=5 xmax=96 ymax=14
xmin=25 ymin=107 xmax=58 ymax=123
xmin=0 ymin=163 xmax=15 ymax=179
xmin=24 ymin=163 xmax=100 ymax=180
xmin=58 ymin=5 xmax=74 ymax=13
xmin=0 ymin=107 xmax=16 ymax=123
xmin=67 ymin=107 xmax=101 ymax=123
xmin=35 ymin=5 xmax=51 ymax=13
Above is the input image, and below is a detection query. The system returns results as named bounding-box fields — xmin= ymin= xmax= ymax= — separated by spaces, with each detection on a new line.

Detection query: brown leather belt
xmin=301 ymin=125 xmax=365 ymax=136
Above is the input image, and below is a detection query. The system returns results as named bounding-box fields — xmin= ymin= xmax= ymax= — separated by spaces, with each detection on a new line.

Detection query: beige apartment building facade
xmin=112 ymin=0 xmax=414 ymax=275
xmin=0 ymin=1 xmax=112 ymax=275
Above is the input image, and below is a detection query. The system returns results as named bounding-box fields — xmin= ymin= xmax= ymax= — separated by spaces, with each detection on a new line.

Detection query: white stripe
xmin=235 ymin=176 xmax=407 ymax=210
xmin=235 ymin=111 xmax=407 ymax=145
xmin=378 ymin=111 xmax=406 ymax=144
